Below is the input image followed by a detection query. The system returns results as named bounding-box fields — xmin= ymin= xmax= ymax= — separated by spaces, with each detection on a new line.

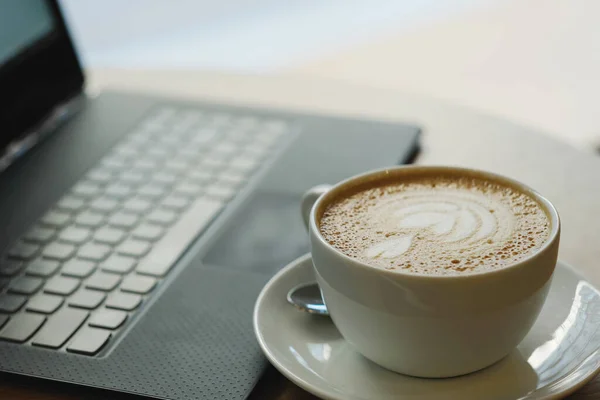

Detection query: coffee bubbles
xmin=319 ymin=176 xmax=550 ymax=275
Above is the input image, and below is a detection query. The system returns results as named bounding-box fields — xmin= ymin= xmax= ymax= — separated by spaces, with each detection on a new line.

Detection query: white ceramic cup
xmin=301 ymin=166 xmax=560 ymax=378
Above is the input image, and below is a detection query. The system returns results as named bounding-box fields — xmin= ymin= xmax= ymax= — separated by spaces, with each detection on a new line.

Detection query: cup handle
xmin=301 ymin=185 xmax=332 ymax=230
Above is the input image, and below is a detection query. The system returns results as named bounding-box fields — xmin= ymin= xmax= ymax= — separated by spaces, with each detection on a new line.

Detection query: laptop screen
xmin=0 ymin=1 xmax=54 ymax=66
xmin=0 ymin=0 xmax=83 ymax=162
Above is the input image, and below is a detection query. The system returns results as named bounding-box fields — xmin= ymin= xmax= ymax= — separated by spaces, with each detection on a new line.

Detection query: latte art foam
xmin=319 ymin=176 xmax=550 ymax=275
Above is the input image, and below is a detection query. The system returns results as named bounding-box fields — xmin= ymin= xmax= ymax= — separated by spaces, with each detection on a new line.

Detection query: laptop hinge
xmin=0 ymin=94 xmax=84 ymax=173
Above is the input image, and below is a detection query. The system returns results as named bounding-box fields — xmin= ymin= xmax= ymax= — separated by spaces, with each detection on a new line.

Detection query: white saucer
xmin=254 ymin=254 xmax=600 ymax=400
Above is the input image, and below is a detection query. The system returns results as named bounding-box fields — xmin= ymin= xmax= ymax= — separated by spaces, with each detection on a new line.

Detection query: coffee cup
xmin=301 ymin=166 xmax=560 ymax=378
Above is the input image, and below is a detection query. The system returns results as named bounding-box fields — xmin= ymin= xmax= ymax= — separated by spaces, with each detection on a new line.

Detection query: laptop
xmin=0 ymin=1 xmax=420 ymax=399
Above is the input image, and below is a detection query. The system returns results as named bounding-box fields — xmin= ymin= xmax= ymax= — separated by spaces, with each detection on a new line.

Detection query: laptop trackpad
xmin=202 ymin=191 xmax=309 ymax=274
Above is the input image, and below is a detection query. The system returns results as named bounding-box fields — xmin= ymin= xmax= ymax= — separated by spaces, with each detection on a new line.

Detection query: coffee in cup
xmin=319 ymin=173 xmax=550 ymax=275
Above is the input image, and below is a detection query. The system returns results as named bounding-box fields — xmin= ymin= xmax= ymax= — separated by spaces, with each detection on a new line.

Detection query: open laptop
xmin=0 ymin=1 xmax=420 ymax=399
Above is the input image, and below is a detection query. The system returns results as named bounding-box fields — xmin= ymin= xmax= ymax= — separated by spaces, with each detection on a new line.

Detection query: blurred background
xmin=60 ymin=0 xmax=600 ymax=151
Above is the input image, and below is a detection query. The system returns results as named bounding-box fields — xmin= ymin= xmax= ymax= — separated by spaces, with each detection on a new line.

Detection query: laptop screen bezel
xmin=0 ymin=0 xmax=84 ymax=151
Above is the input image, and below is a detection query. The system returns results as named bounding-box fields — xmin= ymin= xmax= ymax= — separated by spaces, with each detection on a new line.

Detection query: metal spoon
xmin=286 ymin=282 xmax=330 ymax=316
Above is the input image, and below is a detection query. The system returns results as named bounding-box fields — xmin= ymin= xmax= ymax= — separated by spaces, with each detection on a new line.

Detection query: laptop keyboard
xmin=0 ymin=107 xmax=289 ymax=355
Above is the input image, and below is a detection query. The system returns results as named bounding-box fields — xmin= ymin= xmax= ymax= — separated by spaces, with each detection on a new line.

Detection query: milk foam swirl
xmin=364 ymin=191 xmax=514 ymax=259
xmin=319 ymin=177 xmax=550 ymax=275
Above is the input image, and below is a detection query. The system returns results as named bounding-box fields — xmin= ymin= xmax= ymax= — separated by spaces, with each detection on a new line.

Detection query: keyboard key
xmin=148 ymin=107 xmax=176 ymax=123
xmin=231 ymin=130 xmax=256 ymax=144
xmin=61 ymin=259 xmax=96 ymax=278
xmin=0 ymin=294 xmax=27 ymax=313
xmin=133 ymin=158 xmax=158 ymax=170
xmin=127 ymin=131 xmax=151 ymax=144
xmin=23 ymin=226 xmax=56 ymax=244
xmin=113 ymin=144 xmax=139 ymax=158
xmin=122 ymin=198 xmax=152 ymax=214
xmin=191 ymin=128 xmax=217 ymax=144
xmin=173 ymin=125 xmax=195 ymax=137
xmin=102 ymin=156 xmax=128 ymax=170
xmin=152 ymin=171 xmax=178 ymax=185
xmin=32 ymin=308 xmax=88 ymax=349
xmin=202 ymin=155 xmax=227 ymax=170
xmin=75 ymin=211 xmax=105 ymax=228
xmin=237 ymin=116 xmax=260 ymax=129
xmin=255 ymin=131 xmax=282 ymax=146
xmin=78 ymin=243 xmax=111 ymax=261
xmin=108 ymin=212 xmax=139 ymax=229
xmin=8 ymin=276 xmax=43 ymax=295
xmin=176 ymin=112 xmax=202 ymax=129
xmin=7 ymin=241 xmax=40 ymax=260
xmin=87 ymin=168 xmax=114 ymax=183
xmin=205 ymin=184 xmax=236 ymax=201
xmin=57 ymin=196 xmax=86 ymax=212
xmin=86 ymin=272 xmax=121 ymax=292
xmin=128 ymin=128 xmax=153 ymax=142
xmin=89 ymin=309 xmax=127 ymax=330
xmin=120 ymin=275 xmax=156 ymax=294
xmin=159 ymin=135 xmax=181 ymax=147
xmin=106 ymin=292 xmax=142 ymax=311
xmin=26 ymin=294 xmax=64 ymax=314
xmin=164 ymin=130 xmax=189 ymax=143
xmin=177 ymin=130 xmax=199 ymax=143
xmin=230 ymin=155 xmax=260 ymax=173
xmin=147 ymin=147 xmax=170 ymax=159
xmin=146 ymin=209 xmax=177 ymax=226
xmin=116 ymin=239 xmax=151 ymax=258
xmin=101 ymin=254 xmax=136 ymax=274
xmin=187 ymin=170 xmax=213 ymax=184
xmin=259 ymin=125 xmax=284 ymax=139
xmin=173 ymin=182 xmax=202 ymax=198
xmin=126 ymin=134 xmax=147 ymax=145
xmin=176 ymin=147 xmax=202 ymax=159
xmin=0 ymin=260 xmax=24 ymax=276
xmin=26 ymin=259 xmax=60 ymax=277
xmin=43 ymin=242 xmax=76 ymax=261
xmin=137 ymin=184 xmax=166 ymax=199
xmin=211 ymin=118 xmax=234 ymax=132
xmin=94 ymin=227 xmax=126 ymax=245
xmin=69 ymin=289 xmax=105 ymax=310
xmin=0 ymin=313 xmax=46 ymax=343
xmin=0 ymin=315 xmax=8 ymax=329
xmin=128 ymin=128 xmax=154 ymax=142
xmin=179 ymin=110 xmax=203 ymax=124
xmin=212 ymin=142 xmax=237 ymax=156
xmin=120 ymin=171 xmax=145 ymax=185
xmin=230 ymin=115 xmax=253 ymax=129
xmin=41 ymin=210 xmax=72 ymax=228
xmin=45 ymin=276 xmax=80 ymax=296
xmin=171 ymin=122 xmax=193 ymax=135
xmin=142 ymin=124 xmax=167 ymax=135
xmin=209 ymin=113 xmax=232 ymax=127
xmin=105 ymin=183 xmax=133 ymax=199
xmin=218 ymin=170 xmax=246 ymax=187
xmin=264 ymin=119 xmax=288 ymax=133
xmin=72 ymin=182 xmax=101 ymax=198
xmin=161 ymin=195 xmax=190 ymax=211
xmin=89 ymin=197 xmax=120 ymax=213
xmin=58 ymin=226 xmax=92 ymax=244
xmin=137 ymin=197 xmax=223 ymax=277
xmin=164 ymin=160 xmax=190 ymax=173
xmin=67 ymin=327 xmax=112 ymax=356
xmin=131 ymin=224 xmax=164 ymax=241
xmin=244 ymin=143 xmax=269 ymax=157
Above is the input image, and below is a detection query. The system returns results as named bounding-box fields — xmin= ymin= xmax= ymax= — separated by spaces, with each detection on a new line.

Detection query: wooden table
xmin=3 ymin=70 xmax=600 ymax=399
